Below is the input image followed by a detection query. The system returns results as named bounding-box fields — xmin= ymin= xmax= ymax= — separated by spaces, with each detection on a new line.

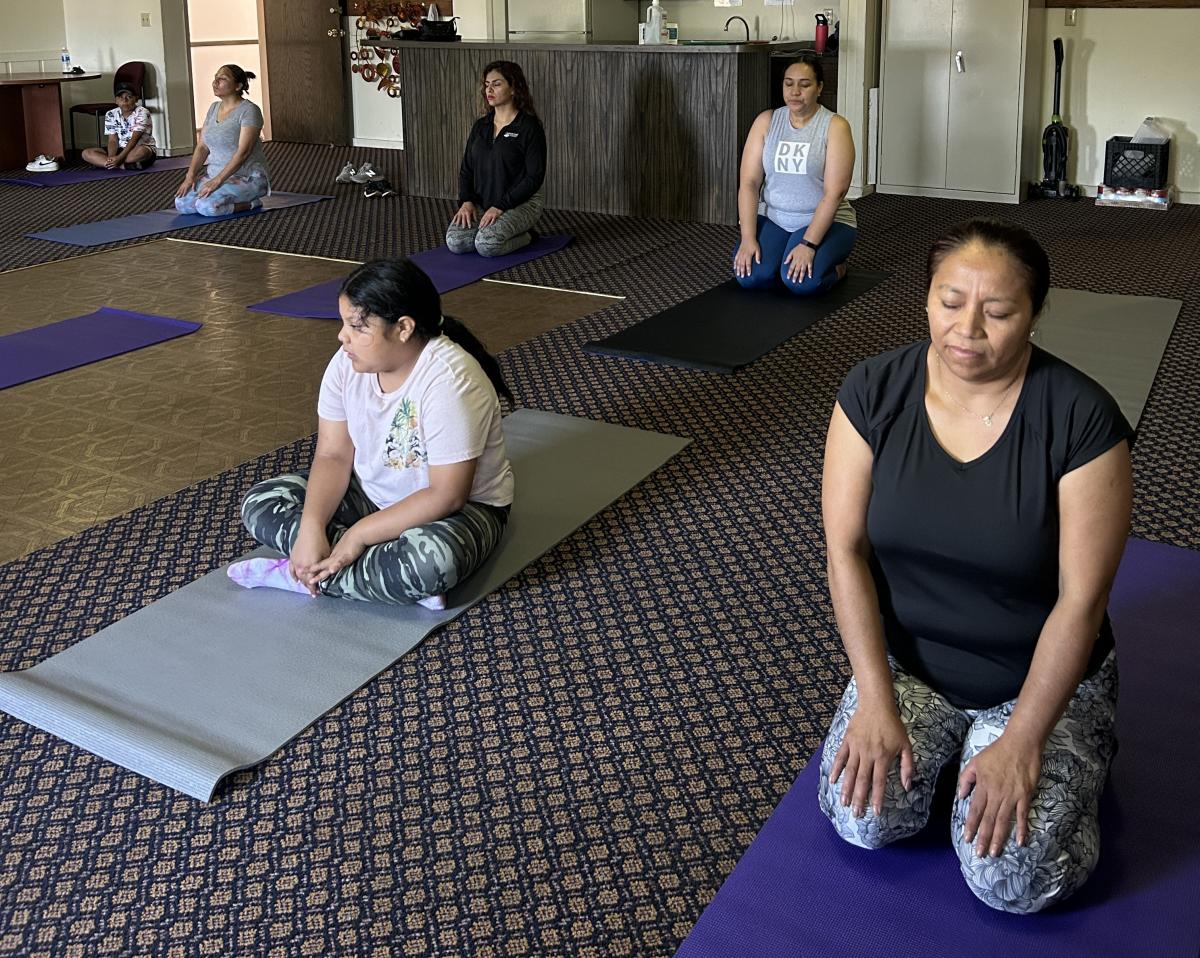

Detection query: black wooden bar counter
xmin=376 ymin=39 xmax=818 ymax=225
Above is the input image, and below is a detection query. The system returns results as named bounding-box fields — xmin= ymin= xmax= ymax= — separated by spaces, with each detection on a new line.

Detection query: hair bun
xmin=245 ymin=71 xmax=257 ymax=79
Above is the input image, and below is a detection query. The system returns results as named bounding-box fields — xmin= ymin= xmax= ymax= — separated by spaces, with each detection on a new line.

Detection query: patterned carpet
xmin=1 ymin=143 xmax=1198 ymax=956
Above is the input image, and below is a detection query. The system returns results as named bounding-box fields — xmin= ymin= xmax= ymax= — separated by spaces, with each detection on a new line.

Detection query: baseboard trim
xmin=351 ymin=138 xmax=405 ymax=152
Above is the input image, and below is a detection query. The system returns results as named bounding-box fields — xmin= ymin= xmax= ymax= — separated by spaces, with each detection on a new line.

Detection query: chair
xmin=69 ymin=61 xmax=148 ymax=152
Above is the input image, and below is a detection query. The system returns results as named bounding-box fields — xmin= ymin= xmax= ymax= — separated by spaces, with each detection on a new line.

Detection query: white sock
xmin=416 ymin=593 xmax=447 ymax=611
xmin=227 ymin=557 xmax=312 ymax=596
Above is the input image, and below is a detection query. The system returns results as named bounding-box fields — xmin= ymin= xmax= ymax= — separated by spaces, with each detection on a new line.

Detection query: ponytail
xmin=441 ymin=315 xmax=512 ymax=402
xmin=221 ymin=63 xmax=256 ymax=94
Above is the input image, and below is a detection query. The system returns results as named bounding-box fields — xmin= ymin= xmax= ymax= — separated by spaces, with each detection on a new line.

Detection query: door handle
xmin=329 ymin=6 xmax=339 ymax=12
xmin=955 ymin=51 xmax=965 ymax=73
xmin=327 ymin=28 xmax=346 ymax=37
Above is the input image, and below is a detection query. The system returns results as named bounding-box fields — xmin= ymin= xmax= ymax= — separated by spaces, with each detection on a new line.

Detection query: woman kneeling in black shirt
xmin=447 ymin=60 xmax=547 ymax=258
xmin=818 ymin=219 xmax=1132 ymax=914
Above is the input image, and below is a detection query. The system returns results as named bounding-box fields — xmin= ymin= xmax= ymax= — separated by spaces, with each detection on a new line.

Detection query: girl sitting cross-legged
xmin=229 ymin=258 xmax=515 ymax=609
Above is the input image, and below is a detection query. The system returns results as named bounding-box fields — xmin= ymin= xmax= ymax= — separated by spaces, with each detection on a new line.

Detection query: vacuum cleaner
xmin=1029 ymin=37 xmax=1080 ymax=199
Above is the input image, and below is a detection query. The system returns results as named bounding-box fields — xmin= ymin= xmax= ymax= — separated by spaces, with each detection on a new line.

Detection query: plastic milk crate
xmin=1103 ymin=137 xmax=1171 ymax=190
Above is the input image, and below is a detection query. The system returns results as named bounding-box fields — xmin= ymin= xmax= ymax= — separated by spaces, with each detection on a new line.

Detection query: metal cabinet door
xmin=946 ymin=0 xmax=1026 ymax=193
xmin=878 ymin=0 xmax=954 ymax=189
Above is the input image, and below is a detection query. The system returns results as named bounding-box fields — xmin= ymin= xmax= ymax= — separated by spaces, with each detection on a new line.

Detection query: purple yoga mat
xmin=0 ymin=308 xmax=201 ymax=389
xmin=245 ymin=234 xmax=574 ymax=319
xmin=675 ymin=537 xmax=1200 ymax=958
xmin=26 ymin=193 xmax=330 ymax=248
xmin=0 ymin=154 xmax=193 ymax=188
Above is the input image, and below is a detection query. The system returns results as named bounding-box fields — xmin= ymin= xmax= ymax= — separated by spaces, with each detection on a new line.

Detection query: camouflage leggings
xmin=240 ymin=471 xmax=509 ymax=604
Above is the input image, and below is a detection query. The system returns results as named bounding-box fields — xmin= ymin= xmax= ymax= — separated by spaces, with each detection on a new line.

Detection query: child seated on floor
xmin=229 ymin=258 xmax=515 ymax=609
xmin=81 ymin=83 xmax=157 ymax=171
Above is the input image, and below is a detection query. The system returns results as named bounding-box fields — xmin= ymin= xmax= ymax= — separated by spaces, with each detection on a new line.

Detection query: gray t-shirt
xmin=760 ymin=105 xmax=856 ymax=232
xmin=202 ymin=99 xmax=268 ymax=182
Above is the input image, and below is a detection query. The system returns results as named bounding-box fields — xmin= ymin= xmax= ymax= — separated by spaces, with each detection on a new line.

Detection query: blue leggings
xmin=734 ymin=216 xmax=857 ymax=296
xmin=175 ymin=170 xmax=269 ymax=217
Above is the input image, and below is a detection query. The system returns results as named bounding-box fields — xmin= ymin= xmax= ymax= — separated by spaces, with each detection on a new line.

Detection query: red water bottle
xmin=814 ymin=13 xmax=828 ymax=54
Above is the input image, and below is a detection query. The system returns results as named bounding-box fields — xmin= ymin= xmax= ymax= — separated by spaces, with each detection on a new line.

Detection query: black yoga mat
xmin=584 ymin=271 xmax=889 ymax=372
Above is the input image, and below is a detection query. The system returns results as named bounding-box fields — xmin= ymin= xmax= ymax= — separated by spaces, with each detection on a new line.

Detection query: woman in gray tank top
xmin=733 ymin=55 xmax=857 ymax=296
xmin=175 ymin=64 xmax=270 ymax=218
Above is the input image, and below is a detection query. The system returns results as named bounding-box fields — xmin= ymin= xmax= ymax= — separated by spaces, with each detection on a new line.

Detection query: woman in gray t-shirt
xmin=733 ymin=54 xmax=857 ymax=296
xmin=175 ymin=64 xmax=270 ymax=217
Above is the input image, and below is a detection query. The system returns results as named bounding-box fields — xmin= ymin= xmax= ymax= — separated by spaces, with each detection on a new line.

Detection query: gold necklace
xmin=935 ymin=351 xmax=1022 ymax=428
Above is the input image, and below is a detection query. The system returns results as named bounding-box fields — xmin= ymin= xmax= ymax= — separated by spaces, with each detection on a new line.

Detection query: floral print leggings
xmin=817 ymin=652 xmax=1118 ymax=914
xmin=175 ymin=169 xmax=269 ymax=217
xmin=240 ymin=470 xmax=509 ymax=604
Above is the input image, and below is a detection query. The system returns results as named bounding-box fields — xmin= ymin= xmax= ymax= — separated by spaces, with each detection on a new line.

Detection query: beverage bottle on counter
xmin=814 ymin=14 xmax=828 ymax=54
xmin=60 ymin=47 xmax=72 ymax=73
xmin=643 ymin=0 xmax=666 ymax=45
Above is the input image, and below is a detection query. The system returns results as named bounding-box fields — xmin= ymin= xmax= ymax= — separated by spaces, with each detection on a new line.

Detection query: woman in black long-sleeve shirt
xmin=447 ymin=60 xmax=547 ymax=258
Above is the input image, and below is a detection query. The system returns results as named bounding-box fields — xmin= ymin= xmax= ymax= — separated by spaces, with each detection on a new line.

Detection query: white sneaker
xmin=26 ymin=155 xmax=59 ymax=172
xmin=335 ymin=162 xmax=357 ymax=184
xmin=349 ymin=162 xmax=378 ymax=184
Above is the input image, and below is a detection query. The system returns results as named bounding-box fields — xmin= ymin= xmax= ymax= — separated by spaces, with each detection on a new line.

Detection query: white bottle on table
xmin=644 ymin=0 xmax=665 ymax=45
xmin=60 ymin=47 xmax=72 ymax=73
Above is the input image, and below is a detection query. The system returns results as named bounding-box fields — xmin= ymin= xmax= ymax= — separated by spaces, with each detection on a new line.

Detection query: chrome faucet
xmin=724 ymin=16 xmax=750 ymax=44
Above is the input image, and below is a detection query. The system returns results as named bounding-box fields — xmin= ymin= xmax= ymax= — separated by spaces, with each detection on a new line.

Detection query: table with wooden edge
xmin=0 ymin=71 xmax=102 ymax=169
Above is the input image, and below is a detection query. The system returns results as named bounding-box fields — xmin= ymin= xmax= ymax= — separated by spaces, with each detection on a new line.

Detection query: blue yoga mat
xmin=0 ymin=154 xmax=193 ymax=188
xmin=246 ymin=233 xmax=575 ymax=318
xmin=674 ymin=537 xmax=1200 ymax=958
xmin=25 ymin=192 xmax=332 ymax=247
xmin=0 ymin=308 xmax=201 ymax=389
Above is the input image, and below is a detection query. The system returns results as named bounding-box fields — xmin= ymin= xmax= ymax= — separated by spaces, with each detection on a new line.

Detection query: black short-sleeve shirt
xmin=837 ymin=342 xmax=1132 ymax=708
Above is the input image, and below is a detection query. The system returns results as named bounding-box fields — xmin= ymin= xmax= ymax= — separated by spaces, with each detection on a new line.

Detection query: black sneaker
xmin=364 ymin=178 xmax=397 ymax=197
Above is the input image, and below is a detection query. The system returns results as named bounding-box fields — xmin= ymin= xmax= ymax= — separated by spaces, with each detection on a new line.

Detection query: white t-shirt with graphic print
xmin=317 ymin=335 xmax=514 ymax=510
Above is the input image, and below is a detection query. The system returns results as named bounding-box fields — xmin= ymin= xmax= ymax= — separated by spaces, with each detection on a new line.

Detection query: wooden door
xmin=878 ymin=0 xmax=954 ymax=190
xmin=259 ymin=0 xmax=348 ymax=144
xmin=945 ymin=0 xmax=1025 ymax=193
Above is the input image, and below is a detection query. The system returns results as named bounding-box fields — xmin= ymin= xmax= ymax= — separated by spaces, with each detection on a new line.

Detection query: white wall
xmin=463 ymin=0 xmax=832 ymax=44
xmin=664 ymin=0 xmax=839 ymax=43
xmin=0 ymin=1 xmax=66 ymax=71
xmin=344 ymin=16 xmax=404 ymax=148
xmin=1032 ymin=7 xmax=1199 ymax=203
xmin=57 ymin=0 xmax=194 ymax=155
xmin=836 ymin=0 xmax=874 ymax=198
xmin=455 ymin=0 xmax=491 ymax=39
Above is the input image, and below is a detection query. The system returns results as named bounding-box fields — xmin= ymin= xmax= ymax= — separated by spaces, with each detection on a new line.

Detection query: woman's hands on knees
xmin=784 ymin=244 xmax=816 ymax=284
xmin=176 ymin=174 xmax=195 ymax=198
xmin=733 ymin=240 xmax=761 ymax=278
xmin=957 ymin=731 xmax=1042 ymax=857
xmin=197 ymin=177 xmax=222 ymax=199
xmin=452 ymin=202 xmax=478 ymax=227
xmin=290 ymin=524 xmax=331 ymax=596
xmin=830 ymin=701 xmax=914 ymax=818
xmin=478 ymin=206 xmax=503 ymax=229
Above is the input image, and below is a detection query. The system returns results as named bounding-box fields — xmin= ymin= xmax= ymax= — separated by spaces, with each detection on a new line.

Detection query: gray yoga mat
xmin=1036 ymin=288 xmax=1179 ymax=428
xmin=0 ymin=410 xmax=689 ymax=801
